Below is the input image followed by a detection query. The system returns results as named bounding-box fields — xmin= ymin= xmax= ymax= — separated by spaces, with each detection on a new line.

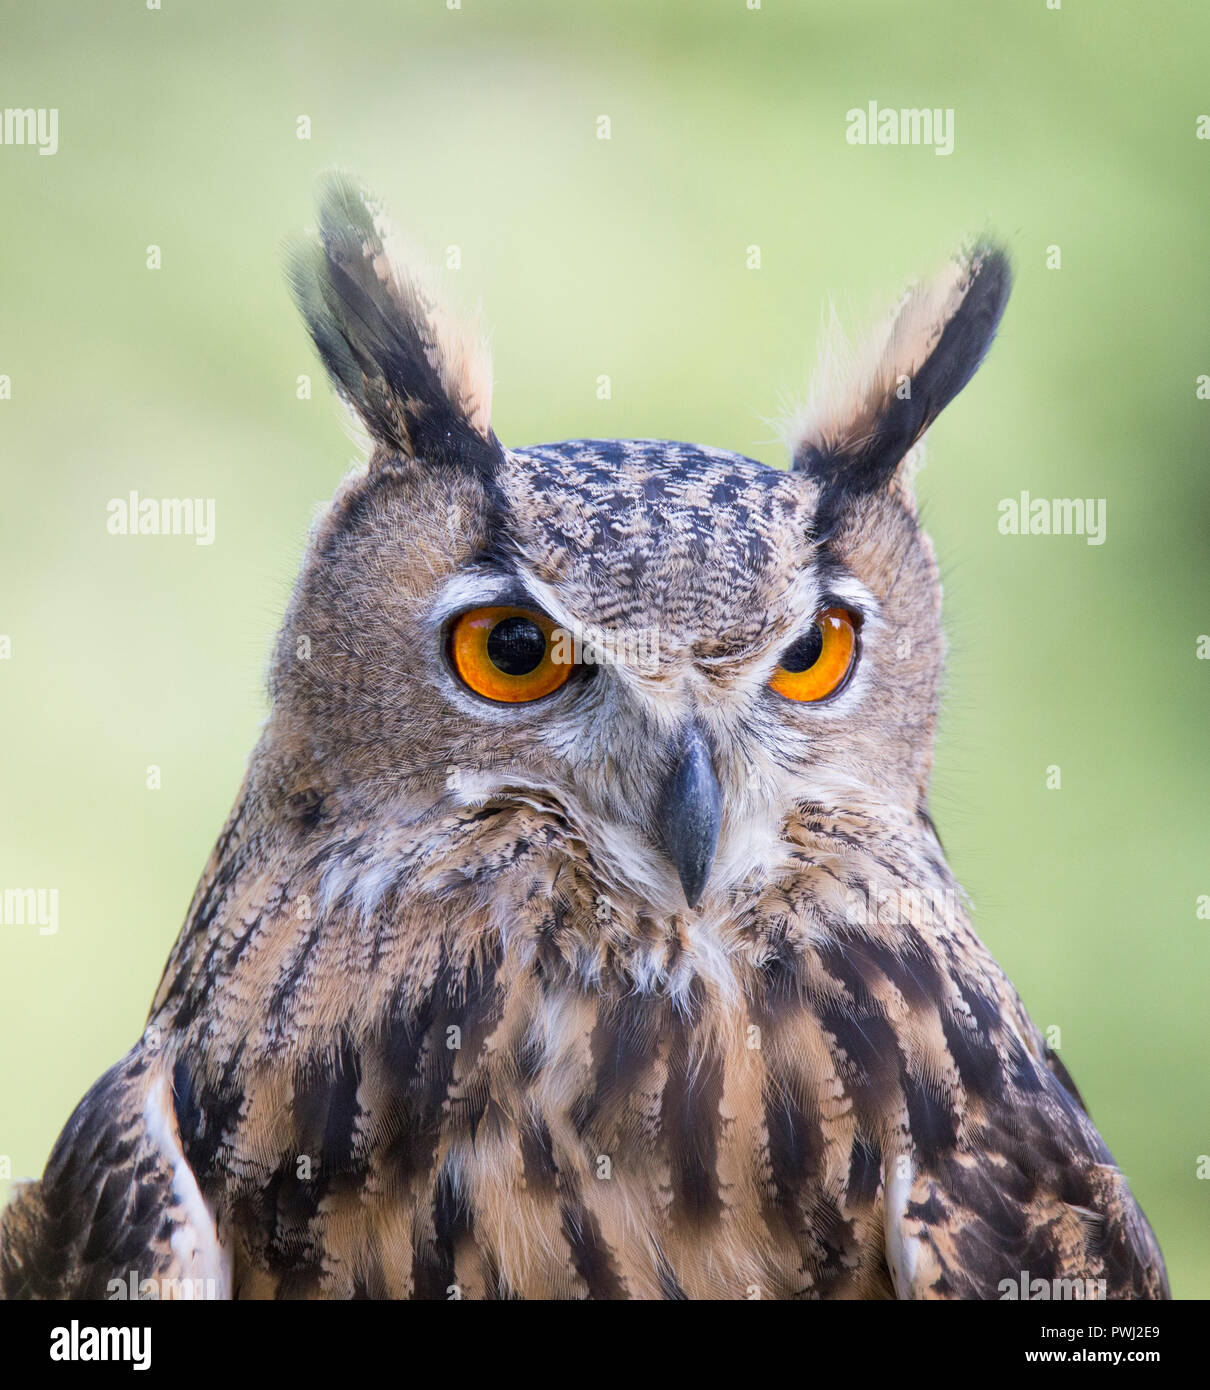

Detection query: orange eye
xmin=449 ymin=606 xmax=573 ymax=703
xmin=770 ymin=607 xmax=858 ymax=702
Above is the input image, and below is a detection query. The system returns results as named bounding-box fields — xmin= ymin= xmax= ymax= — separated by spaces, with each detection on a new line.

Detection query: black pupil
xmin=486 ymin=617 xmax=547 ymax=676
xmin=781 ymin=624 xmax=823 ymax=673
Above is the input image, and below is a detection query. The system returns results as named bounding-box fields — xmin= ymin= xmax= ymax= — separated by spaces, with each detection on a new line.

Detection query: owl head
xmin=277 ymin=178 xmax=1010 ymax=923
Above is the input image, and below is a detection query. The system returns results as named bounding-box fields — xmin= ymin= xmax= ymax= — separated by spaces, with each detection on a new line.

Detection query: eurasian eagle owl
xmin=0 ymin=179 xmax=1168 ymax=1301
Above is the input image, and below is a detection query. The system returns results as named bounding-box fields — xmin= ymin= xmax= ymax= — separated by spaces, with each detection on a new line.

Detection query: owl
xmin=1 ymin=178 xmax=1168 ymax=1301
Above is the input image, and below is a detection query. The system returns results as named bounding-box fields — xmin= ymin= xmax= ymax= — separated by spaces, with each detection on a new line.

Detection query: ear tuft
xmin=286 ymin=173 xmax=500 ymax=474
xmin=787 ymin=241 xmax=1011 ymax=496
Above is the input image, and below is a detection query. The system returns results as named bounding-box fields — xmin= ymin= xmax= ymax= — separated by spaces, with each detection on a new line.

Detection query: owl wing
xmin=0 ymin=1047 xmax=231 ymax=1300
xmin=885 ymin=1042 xmax=1169 ymax=1300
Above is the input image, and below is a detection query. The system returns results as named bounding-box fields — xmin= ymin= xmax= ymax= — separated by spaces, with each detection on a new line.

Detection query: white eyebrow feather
xmin=427 ymin=570 xmax=540 ymax=629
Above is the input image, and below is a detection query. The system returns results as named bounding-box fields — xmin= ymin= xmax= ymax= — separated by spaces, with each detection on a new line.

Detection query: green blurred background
xmin=1 ymin=1 xmax=1206 ymax=1295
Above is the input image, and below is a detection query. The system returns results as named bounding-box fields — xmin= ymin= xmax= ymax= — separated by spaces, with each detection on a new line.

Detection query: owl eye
xmin=449 ymin=606 xmax=574 ymax=703
xmin=770 ymin=606 xmax=859 ymax=702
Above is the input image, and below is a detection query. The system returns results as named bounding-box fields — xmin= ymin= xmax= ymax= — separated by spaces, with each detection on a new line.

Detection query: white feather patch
xmin=143 ymin=1075 xmax=232 ymax=1299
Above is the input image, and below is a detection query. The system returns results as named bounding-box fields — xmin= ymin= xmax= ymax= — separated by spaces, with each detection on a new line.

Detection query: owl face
xmin=275 ymin=434 xmax=944 ymax=920
xmin=279 ymin=179 xmax=1008 ymax=921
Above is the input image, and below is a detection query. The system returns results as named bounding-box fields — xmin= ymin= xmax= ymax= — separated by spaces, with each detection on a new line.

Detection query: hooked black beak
xmin=656 ymin=722 xmax=722 ymax=910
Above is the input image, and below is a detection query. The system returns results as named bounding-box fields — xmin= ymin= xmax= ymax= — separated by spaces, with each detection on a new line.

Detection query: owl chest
xmin=240 ymin=988 xmax=891 ymax=1298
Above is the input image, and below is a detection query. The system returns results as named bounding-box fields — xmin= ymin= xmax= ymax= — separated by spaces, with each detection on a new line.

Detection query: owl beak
xmin=657 ymin=722 xmax=722 ymax=911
